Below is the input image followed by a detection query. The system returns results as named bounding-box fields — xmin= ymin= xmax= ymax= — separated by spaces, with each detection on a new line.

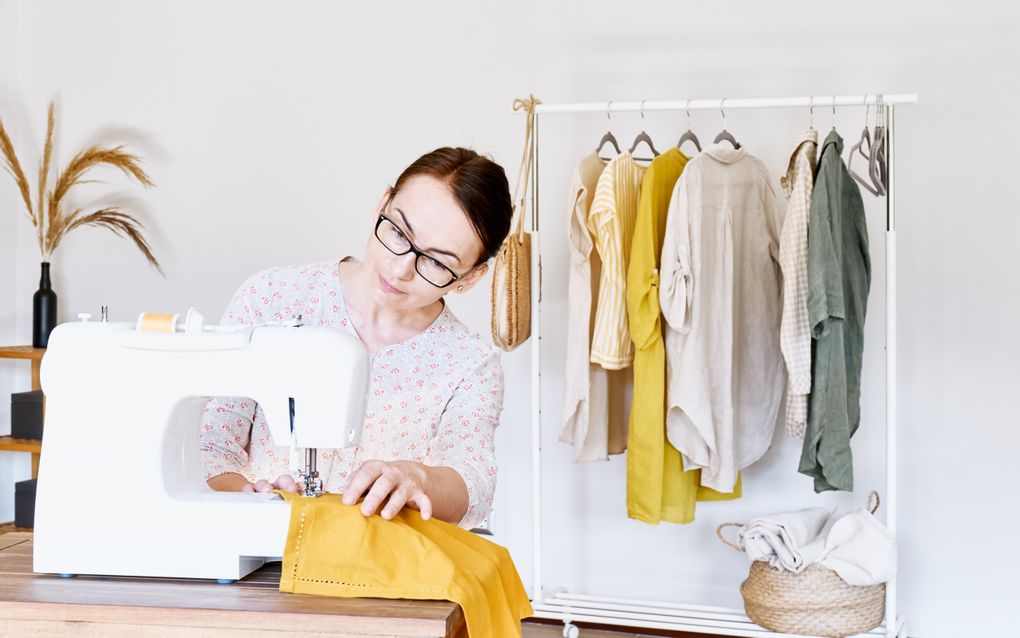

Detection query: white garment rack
xmin=515 ymin=94 xmax=917 ymax=638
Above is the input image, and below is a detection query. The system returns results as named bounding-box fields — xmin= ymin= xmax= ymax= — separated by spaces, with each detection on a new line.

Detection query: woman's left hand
xmin=342 ymin=459 xmax=434 ymax=521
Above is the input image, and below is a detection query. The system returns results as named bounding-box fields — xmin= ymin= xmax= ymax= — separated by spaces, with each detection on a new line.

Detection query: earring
xmin=457 ymin=285 xmax=464 ymax=292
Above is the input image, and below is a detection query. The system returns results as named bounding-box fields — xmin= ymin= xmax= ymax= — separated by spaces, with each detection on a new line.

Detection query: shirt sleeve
xmin=220 ymin=270 xmax=269 ymax=326
xmin=763 ymin=176 xmax=786 ymax=266
xmin=659 ymin=175 xmax=694 ymax=335
xmin=427 ymin=347 xmax=503 ymax=530
xmin=588 ymin=164 xmax=634 ymax=369
xmin=198 ymin=271 xmax=267 ymax=481
xmin=807 ymin=162 xmax=845 ymax=338
xmin=627 ymin=164 xmax=664 ymax=350
xmin=199 ymin=397 xmax=259 ymax=481
xmin=567 ymin=172 xmax=593 ymax=260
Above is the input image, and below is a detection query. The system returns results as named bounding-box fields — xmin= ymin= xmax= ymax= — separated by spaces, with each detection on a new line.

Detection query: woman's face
xmin=363 ymin=174 xmax=489 ymax=311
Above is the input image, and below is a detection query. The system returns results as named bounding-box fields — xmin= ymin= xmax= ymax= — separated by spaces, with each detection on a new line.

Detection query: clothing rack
xmin=515 ymin=94 xmax=918 ymax=638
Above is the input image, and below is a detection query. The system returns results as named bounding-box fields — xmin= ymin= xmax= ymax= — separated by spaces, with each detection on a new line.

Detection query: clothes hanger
xmin=849 ymin=95 xmax=883 ymax=197
xmin=676 ymin=98 xmax=702 ymax=153
xmin=596 ymin=101 xmax=623 ymax=161
xmin=627 ymin=100 xmax=660 ymax=162
xmin=869 ymin=95 xmax=888 ymax=196
xmin=713 ymin=98 xmax=741 ymax=148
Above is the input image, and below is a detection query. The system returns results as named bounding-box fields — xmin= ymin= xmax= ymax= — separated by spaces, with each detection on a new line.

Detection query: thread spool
xmin=136 ymin=312 xmax=179 ymax=333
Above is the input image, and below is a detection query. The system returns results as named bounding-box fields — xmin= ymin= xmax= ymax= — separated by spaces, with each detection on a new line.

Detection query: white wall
xmin=1 ymin=1 xmax=1017 ymax=635
xmin=0 ymin=0 xmax=27 ymax=520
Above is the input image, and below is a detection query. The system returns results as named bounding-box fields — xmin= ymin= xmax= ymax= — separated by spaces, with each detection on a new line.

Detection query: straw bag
xmin=716 ymin=492 xmax=886 ymax=638
xmin=491 ymin=95 xmax=540 ymax=351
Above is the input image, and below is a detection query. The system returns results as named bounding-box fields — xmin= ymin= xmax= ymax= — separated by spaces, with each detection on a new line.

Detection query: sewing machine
xmin=32 ymin=313 xmax=370 ymax=582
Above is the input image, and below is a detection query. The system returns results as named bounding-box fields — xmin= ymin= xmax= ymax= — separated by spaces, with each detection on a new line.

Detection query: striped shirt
xmin=587 ymin=152 xmax=645 ymax=369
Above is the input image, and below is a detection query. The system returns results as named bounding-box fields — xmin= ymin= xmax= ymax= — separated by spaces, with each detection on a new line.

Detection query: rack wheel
xmin=562 ymin=622 xmax=580 ymax=638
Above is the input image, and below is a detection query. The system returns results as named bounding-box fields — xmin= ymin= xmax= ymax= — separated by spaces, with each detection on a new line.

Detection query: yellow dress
xmin=625 ymin=147 xmax=742 ymax=524
xmin=277 ymin=492 xmax=534 ymax=637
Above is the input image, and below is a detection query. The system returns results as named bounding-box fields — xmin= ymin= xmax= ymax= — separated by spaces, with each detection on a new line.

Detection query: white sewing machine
xmin=32 ymin=312 xmax=370 ymax=582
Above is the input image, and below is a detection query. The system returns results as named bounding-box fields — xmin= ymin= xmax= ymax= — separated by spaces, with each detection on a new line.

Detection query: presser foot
xmin=297 ymin=470 xmax=324 ymax=498
xmin=298 ymin=448 xmax=325 ymax=497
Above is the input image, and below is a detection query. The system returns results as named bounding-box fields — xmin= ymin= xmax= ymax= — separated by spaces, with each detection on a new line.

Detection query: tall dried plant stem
xmin=0 ymin=112 xmax=35 ymax=229
xmin=36 ymin=102 xmax=54 ymax=255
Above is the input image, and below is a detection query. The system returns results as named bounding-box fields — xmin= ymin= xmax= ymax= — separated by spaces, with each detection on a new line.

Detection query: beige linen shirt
xmin=659 ymin=144 xmax=786 ymax=492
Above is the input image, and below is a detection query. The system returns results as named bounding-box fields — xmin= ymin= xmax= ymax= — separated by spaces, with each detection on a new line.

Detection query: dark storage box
xmin=11 ymin=390 xmax=43 ymax=440
xmin=15 ymin=479 xmax=36 ymax=529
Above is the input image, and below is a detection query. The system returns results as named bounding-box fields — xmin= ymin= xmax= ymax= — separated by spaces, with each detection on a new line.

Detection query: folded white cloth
xmin=738 ymin=502 xmax=896 ymax=586
xmin=739 ymin=507 xmax=832 ymax=573
xmin=818 ymin=507 xmax=897 ymax=586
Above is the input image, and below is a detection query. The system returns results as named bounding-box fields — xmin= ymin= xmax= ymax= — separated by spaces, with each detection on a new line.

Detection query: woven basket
xmin=717 ymin=492 xmax=886 ymax=638
xmin=491 ymin=94 xmax=540 ymax=352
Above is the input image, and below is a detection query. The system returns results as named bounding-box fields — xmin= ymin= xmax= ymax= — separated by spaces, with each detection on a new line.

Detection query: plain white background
xmin=1 ymin=2 xmax=1017 ymax=635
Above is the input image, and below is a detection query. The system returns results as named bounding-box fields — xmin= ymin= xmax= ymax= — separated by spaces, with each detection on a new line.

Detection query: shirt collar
xmin=703 ymin=142 xmax=746 ymax=164
xmin=821 ymin=129 xmax=844 ymax=155
xmin=780 ymin=129 xmax=819 ymax=197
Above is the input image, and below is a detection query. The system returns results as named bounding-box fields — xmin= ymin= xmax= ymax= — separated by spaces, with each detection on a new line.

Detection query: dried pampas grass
xmin=0 ymin=100 xmax=162 ymax=274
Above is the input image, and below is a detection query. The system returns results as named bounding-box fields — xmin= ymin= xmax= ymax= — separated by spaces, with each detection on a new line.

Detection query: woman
xmin=200 ymin=147 xmax=513 ymax=530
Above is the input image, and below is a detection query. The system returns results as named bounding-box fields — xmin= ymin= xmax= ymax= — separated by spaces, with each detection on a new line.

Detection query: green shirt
xmin=799 ymin=130 xmax=872 ymax=493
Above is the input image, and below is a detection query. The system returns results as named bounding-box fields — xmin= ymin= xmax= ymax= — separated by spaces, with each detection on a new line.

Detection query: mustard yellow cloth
xmin=625 ymin=148 xmax=742 ymax=524
xmin=277 ymin=492 xmax=533 ymax=637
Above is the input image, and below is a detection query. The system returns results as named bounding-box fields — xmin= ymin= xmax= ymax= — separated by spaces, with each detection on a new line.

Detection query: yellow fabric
xmin=587 ymin=152 xmax=645 ymax=369
xmin=625 ymin=148 xmax=742 ymax=525
xmin=277 ymin=492 xmax=533 ymax=637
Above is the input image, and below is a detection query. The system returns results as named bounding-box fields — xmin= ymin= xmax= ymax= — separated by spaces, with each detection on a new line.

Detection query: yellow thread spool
xmin=136 ymin=313 xmax=179 ymax=333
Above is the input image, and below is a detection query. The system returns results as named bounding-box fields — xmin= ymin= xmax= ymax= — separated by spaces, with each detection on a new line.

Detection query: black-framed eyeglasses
xmin=374 ymin=214 xmax=462 ymax=288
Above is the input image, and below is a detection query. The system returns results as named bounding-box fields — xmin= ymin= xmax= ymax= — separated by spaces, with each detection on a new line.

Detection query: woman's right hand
xmin=247 ymin=474 xmax=301 ymax=493
xmin=208 ymin=472 xmax=301 ymax=493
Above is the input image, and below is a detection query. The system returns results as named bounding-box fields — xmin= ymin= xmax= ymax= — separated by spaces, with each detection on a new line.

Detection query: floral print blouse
xmin=198 ymin=259 xmax=503 ymax=529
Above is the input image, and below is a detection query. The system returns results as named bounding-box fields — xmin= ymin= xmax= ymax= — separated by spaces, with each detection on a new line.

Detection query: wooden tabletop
xmin=0 ymin=532 xmax=467 ymax=637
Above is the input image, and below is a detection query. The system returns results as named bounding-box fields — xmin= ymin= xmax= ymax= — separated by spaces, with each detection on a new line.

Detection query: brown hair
xmin=388 ymin=147 xmax=512 ymax=265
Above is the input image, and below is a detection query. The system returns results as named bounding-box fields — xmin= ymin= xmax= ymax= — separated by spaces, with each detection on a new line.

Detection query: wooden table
xmin=0 ymin=532 xmax=467 ymax=637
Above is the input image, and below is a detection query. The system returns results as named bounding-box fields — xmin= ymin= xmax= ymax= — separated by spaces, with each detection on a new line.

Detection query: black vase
xmin=32 ymin=262 xmax=57 ymax=348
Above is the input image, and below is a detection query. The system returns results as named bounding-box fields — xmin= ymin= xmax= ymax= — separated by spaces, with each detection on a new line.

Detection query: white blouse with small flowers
xmin=198 ymin=259 xmax=503 ymax=529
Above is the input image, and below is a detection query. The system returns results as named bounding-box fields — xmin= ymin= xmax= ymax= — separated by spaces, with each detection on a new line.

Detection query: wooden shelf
xmin=0 ymin=436 xmax=42 ymax=454
xmin=0 ymin=345 xmax=45 ymax=393
xmin=0 ymin=346 xmax=46 ymax=362
xmin=0 ymin=346 xmax=46 ymax=478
